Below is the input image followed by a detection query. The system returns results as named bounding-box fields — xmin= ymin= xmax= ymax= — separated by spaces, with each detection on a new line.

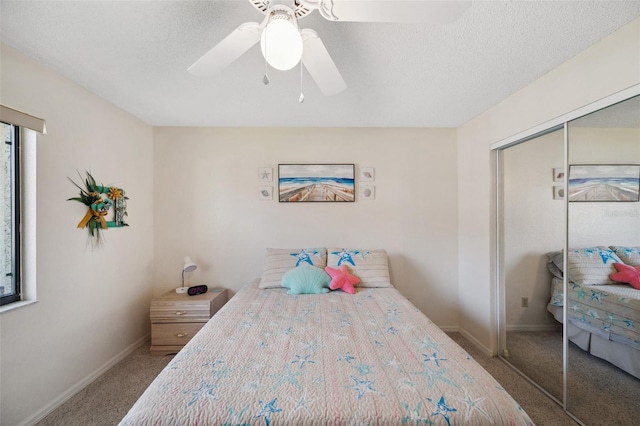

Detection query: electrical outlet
xmin=521 ymin=297 xmax=529 ymax=308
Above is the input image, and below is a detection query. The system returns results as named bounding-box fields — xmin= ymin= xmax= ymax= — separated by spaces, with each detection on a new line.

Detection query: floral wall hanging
xmin=68 ymin=171 xmax=128 ymax=246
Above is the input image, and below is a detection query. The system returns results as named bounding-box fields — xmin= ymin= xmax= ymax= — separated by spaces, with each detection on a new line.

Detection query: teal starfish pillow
xmin=281 ymin=264 xmax=330 ymax=295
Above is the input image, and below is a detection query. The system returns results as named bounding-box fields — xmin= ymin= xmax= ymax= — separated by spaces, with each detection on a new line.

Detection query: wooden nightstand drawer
xmin=150 ymin=302 xmax=211 ymax=322
xmin=150 ymin=288 xmax=227 ymax=356
xmin=151 ymin=323 xmax=205 ymax=346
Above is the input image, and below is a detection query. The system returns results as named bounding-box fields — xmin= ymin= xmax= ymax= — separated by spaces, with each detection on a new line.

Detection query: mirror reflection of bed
xmin=499 ymin=94 xmax=640 ymax=425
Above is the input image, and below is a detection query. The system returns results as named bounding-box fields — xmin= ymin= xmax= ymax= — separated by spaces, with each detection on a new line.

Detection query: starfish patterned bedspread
xmin=549 ymin=277 xmax=640 ymax=349
xmin=121 ymin=284 xmax=532 ymax=425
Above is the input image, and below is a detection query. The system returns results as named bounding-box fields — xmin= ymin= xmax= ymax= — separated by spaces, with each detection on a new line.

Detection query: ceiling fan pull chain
xmin=299 ymin=60 xmax=305 ymax=103
xmin=292 ymin=8 xmax=304 ymax=103
xmin=263 ymin=13 xmax=270 ymax=86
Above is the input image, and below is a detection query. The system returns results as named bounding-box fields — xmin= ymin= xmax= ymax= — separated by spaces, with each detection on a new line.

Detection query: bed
xmin=546 ymin=246 xmax=640 ymax=379
xmin=121 ymin=248 xmax=532 ymax=425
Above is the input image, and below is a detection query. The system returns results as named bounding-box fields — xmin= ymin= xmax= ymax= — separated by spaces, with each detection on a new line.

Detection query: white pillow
xmin=259 ymin=248 xmax=327 ymax=289
xmin=610 ymin=246 xmax=640 ymax=267
xmin=567 ymin=246 xmax=622 ymax=285
xmin=326 ymin=248 xmax=392 ymax=288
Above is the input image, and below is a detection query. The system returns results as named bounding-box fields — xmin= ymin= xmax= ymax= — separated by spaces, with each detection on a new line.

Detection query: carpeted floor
xmin=448 ymin=333 xmax=577 ymax=426
xmin=37 ymin=333 xmax=578 ymax=425
xmin=505 ymin=330 xmax=564 ymax=401
xmin=505 ymin=331 xmax=640 ymax=426
xmin=36 ymin=345 xmax=174 ymax=426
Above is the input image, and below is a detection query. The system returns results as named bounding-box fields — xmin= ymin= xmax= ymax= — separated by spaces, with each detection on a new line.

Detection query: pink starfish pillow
xmin=609 ymin=263 xmax=640 ymax=289
xmin=325 ymin=265 xmax=360 ymax=294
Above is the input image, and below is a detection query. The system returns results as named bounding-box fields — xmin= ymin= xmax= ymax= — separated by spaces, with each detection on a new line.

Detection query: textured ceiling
xmin=1 ymin=0 xmax=639 ymax=128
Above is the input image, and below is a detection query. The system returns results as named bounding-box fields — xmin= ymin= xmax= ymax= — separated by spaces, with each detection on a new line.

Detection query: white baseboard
xmin=19 ymin=334 xmax=150 ymax=426
xmin=506 ymin=324 xmax=562 ymax=332
xmin=440 ymin=326 xmax=495 ymax=357
xmin=458 ymin=327 xmax=495 ymax=356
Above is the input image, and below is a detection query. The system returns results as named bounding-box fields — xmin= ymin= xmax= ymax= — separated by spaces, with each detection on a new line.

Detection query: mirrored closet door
xmin=497 ymin=90 xmax=640 ymax=426
xmin=565 ymin=95 xmax=640 ymax=424
xmin=498 ymin=128 xmax=565 ymax=403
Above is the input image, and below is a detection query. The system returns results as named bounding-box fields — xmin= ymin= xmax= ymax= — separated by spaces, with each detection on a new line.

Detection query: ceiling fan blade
xmin=301 ymin=29 xmax=347 ymax=96
xmin=188 ymin=22 xmax=261 ymax=76
xmin=323 ymin=0 xmax=471 ymax=23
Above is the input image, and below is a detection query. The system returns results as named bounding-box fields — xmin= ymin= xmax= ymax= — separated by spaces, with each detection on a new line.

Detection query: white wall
xmin=0 ymin=44 xmax=154 ymax=426
xmin=457 ymin=17 xmax=640 ymax=353
xmin=152 ymin=127 xmax=460 ymax=326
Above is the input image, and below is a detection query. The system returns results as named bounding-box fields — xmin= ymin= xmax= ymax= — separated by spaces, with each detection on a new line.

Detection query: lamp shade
xmin=183 ymin=256 xmax=197 ymax=273
xmin=260 ymin=17 xmax=303 ymax=71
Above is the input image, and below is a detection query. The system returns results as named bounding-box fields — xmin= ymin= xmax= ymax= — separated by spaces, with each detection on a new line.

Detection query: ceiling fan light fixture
xmin=260 ymin=12 xmax=303 ymax=71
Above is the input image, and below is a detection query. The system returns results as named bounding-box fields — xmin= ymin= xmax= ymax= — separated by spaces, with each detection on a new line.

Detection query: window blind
xmin=0 ymin=105 xmax=47 ymax=134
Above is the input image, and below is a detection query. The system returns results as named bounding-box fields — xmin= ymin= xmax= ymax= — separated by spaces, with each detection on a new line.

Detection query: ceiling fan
xmin=188 ymin=0 xmax=471 ymax=99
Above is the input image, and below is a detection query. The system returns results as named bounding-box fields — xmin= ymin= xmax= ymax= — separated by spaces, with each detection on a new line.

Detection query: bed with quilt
xmin=121 ymin=248 xmax=532 ymax=425
xmin=546 ymin=246 xmax=640 ymax=379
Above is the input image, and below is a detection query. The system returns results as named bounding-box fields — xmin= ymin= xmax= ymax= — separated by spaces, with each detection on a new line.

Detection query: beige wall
xmin=457 ymin=17 xmax=640 ymax=353
xmin=152 ymin=127 xmax=460 ymax=325
xmin=0 ymin=44 xmax=154 ymax=425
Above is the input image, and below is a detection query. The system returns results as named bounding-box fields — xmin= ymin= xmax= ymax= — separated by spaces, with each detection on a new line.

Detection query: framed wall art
xmin=278 ymin=164 xmax=355 ymax=202
xmin=568 ymin=164 xmax=640 ymax=202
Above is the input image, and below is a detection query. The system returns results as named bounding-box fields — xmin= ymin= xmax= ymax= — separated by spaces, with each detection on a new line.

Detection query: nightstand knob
xmin=174 ymin=311 xmax=187 ymax=316
xmin=175 ymin=333 xmax=189 ymax=338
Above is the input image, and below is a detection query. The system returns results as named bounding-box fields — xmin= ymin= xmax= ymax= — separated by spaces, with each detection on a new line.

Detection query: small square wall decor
xmin=553 ymin=186 xmax=564 ymax=200
xmin=553 ymin=168 xmax=564 ymax=182
xmin=361 ymin=185 xmax=375 ymax=200
xmin=259 ymin=186 xmax=273 ymax=200
xmin=360 ymin=167 xmax=375 ymax=182
xmin=259 ymin=167 xmax=273 ymax=182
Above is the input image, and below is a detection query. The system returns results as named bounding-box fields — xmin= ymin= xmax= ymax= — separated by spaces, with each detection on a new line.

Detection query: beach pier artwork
xmin=568 ymin=164 xmax=640 ymax=202
xmin=278 ymin=164 xmax=355 ymax=202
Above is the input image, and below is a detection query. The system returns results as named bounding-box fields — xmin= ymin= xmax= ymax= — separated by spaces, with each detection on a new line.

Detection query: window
xmin=1 ymin=122 xmax=20 ymax=306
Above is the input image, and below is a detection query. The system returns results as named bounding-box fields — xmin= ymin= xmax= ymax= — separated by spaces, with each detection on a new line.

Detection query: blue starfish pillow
xmin=281 ymin=264 xmax=330 ymax=295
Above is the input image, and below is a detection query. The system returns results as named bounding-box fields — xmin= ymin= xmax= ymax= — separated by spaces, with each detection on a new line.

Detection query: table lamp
xmin=176 ymin=256 xmax=197 ymax=293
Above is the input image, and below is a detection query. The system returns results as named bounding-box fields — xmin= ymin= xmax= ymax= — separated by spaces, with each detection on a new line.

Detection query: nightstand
xmin=150 ymin=288 xmax=227 ymax=356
